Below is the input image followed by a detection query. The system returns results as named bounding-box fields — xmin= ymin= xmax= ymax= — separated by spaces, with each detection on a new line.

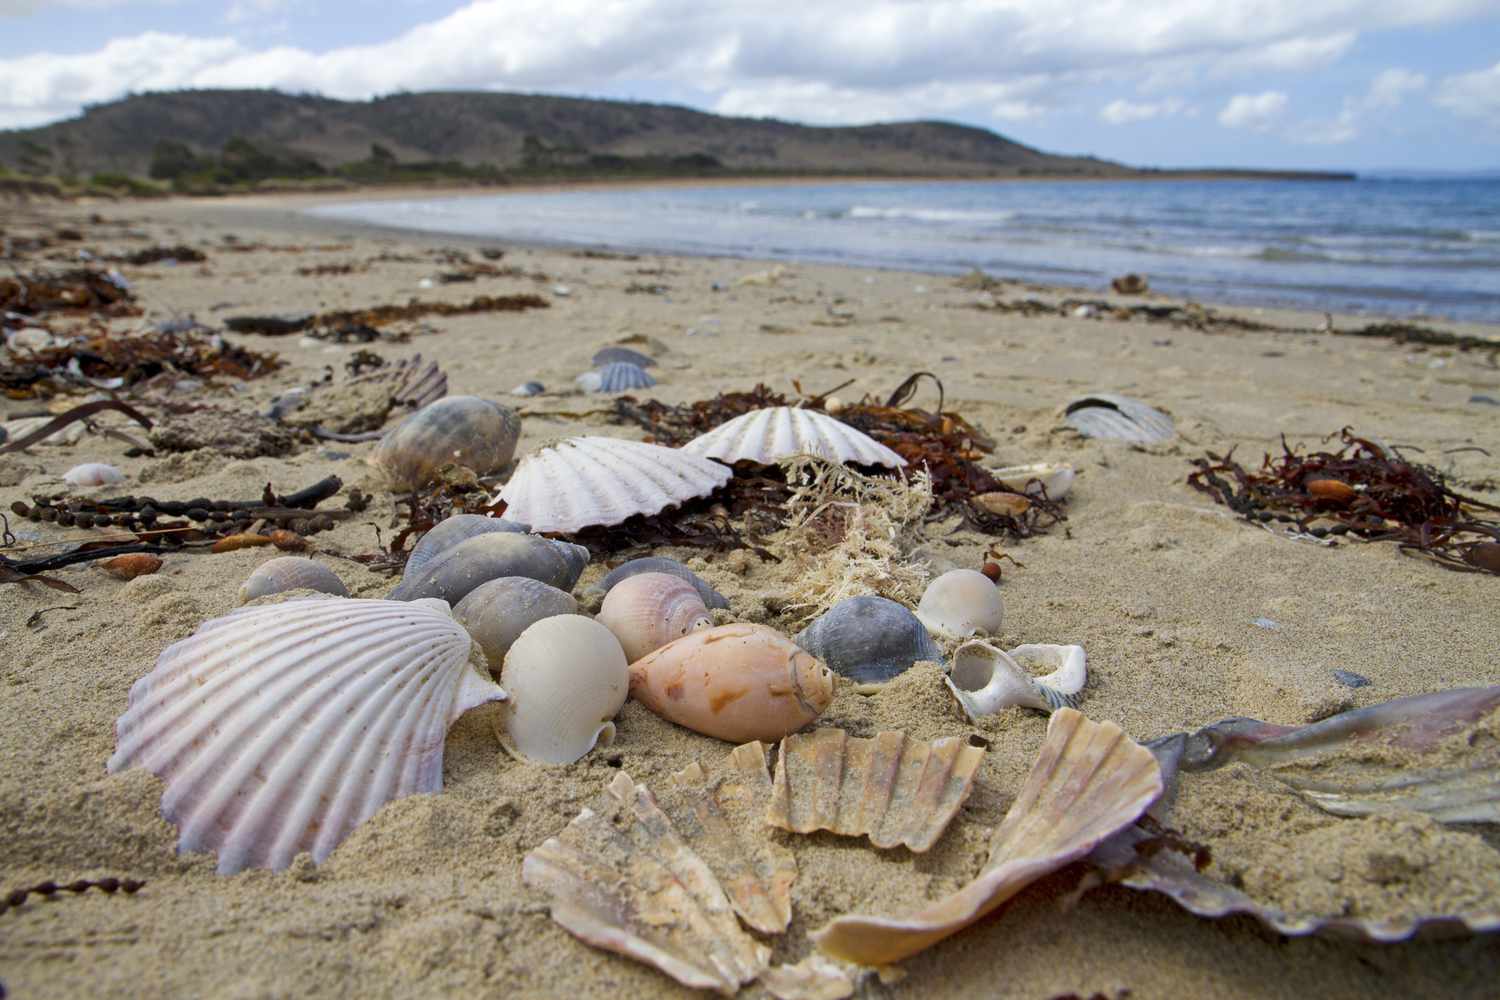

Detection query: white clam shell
xmin=238 ymin=556 xmax=349 ymax=604
xmin=494 ymin=436 xmax=732 ymax=534
xmin=498 ymin=614 xmax=629 ymax=764
xmin=681 ymin=406 xmax=905 ymax=468
xmin=106 ymin=597 xmax=506 ymax=874
xmin=915 ymin=568 xmax=1004 ymax=640
xmin=944 ymin=640 xmax=1086 ymax=719
xmin=63 ymin=462 xmax=125 ymax=486
xmin=453 ymin=576 xmax=579 ymax=669
xmin=990 ymin=462 xmax=1075 ymax=500
xmin=1063 ymin=393 xmax=1175 ymax=444
xmin=597 ymin=572 xmax=712 ymax=662
xmin=371 ymin=395 xmax=522 ymax=491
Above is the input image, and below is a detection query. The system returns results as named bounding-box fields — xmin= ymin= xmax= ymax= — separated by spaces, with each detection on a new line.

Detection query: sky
xmin=0 ymin=0 xmax=1497 ymax=172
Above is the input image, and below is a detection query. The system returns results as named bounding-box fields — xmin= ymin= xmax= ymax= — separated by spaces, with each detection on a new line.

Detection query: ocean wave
xmin=846 ymin=205 xmax=1015 ymax=223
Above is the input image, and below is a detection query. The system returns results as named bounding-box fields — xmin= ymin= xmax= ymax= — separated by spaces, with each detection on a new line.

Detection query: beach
xmin=2 ymin=190 xmax=1499 ymax=999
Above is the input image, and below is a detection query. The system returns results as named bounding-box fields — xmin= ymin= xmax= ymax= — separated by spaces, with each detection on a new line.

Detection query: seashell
xmin=211 ymin=533 xmax=274 ymax=553
xmin=990 ymin=462 xmax=1075 ymax=500
xmin=1063 ymin=393 xmax=1175 ymax=444
xmin=576 ymin=361 xmax=656 ymax=393
xmin=812 ymin=708 xmax=1162 ymax=965
xmin=510 ymin=381 xmax=545 ymax=397
xmin=944 ymin=640 xmax=1086 ymax=719
xmin=915 ymin=568 xmax=1004 ymax=640
xmin=63 ymin=462 xmax=124 ymax=486
xmin=371 ymin=395 xmax=521 ymax=491
xmin=522 ymin=770 xmax=770 ymax=994
xmin=1306 ymin=478 xmax=1356 ymax=504
xmin=494 ymin=436 xmax=732 ymax=534
xmin=107 ymin=597 xmax=506 ymax=874
xmin=681 ymin=407 xmax=905 ymax=468
xmin=760 ymin=957 xmax=857 ymax=1000
xmin=973 ymin=491 xmax=1030 ymax=517
xmin=388 ymin=531 xmax=589 ymax=604
xmin=453 ymin=576 xmax=578 ymax=669
xmin=102 ymin=553 xmax=162 ymax=580
xmin=598 ymin=572 xmax=712 ymax=662
xmin=628 ymin=623 xmax=836 ymax=744
xmin=497 ymin=614 xmax=628 ymax=764
xmin=792 ymin=595 xmax=943 ymax=684
xmin=767 ymin=729 xmax=984 ymax=852
xmin=592 ymin=346 xmax=656 ymax=368
xmin=594 ymin=556 xmax=730 ymax=610
xmin=403 ymin=513 xmax=532 ymax=579
xmin=238 ymin=556 xmax=349 ymax=604
xmin=268 ymin=529 xmax=307 ymax=551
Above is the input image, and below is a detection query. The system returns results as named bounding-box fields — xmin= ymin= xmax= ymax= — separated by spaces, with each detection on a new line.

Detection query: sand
xmin=2 ymin=189 xmax=1499 ymax=999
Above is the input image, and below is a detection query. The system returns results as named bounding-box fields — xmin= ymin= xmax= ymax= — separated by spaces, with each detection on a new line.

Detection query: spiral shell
xmin=498 ymin=615 xmax=629 ymax=764
xmin=597 ymin=572 xmax=712 ymax=662
xmin=453 ymin=576 xmax=579 ymax=669
xmin=389 ymin=531 xmax=589 ymax=605
xmin=792 ymin=595 xmax=943 ymax=684
xmin=238 ymin=556 xmax=350 ymax=604
xmin=371 ymin=395 xmax=521 ymax=491
xmin=595 ymin=557 xmax=730 ymax=610
xmin=576 ymin=362 xmax=656 ymax=393
xmin=915 ymin=568 xmax=1005 ymax=640
xmin=944 ymin=640 xmax=1086 ymax=719
xmin=63 ymin=462 xmax=125 ymax=486
xmin=404 ymin=513 xmax=532 ymax=579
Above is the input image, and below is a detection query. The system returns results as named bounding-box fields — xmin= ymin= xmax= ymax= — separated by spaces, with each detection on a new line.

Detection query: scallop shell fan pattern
xmin=107 ymin=598 xmax=506 ymax=874
xmin=494 ymin=436 xmax=732 ymax=534
xmin=682 ymin=407 xmax=905 ymax=468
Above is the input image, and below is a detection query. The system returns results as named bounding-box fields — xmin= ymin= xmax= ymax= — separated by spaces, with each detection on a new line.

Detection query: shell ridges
xmin=682 ymin=407 xmax=905 ymax=468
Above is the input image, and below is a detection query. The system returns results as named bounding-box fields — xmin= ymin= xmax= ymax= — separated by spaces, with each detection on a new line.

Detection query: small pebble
xmin=1250 ymin=617 xmax=1281 ymax=630
xmin=1332 ymin=669 xmax=1371 ymax=689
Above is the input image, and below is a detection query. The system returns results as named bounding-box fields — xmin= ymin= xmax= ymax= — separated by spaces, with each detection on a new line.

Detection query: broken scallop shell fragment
xmin=681 ymin=406 xmax=905 ymax=468
xmin=498 ymin=614 xmax=628 ymax=764
xmin=238 ymin=556 xmax=349 ymax=604
xmin=371 ymin=395 xmax=521 ymax=491
xmin=63 ymin=462 xmax=124 ymax=487
xmin=106 ymin=597 xmax=505 ymax=874
xmin=915 ymin=568 xmax=1004 ymax=640
xmin=767 ymin=729 xmax=984 ymax=852
xmin=404 ymin=513 xmax=532 ymax=579
xmin=594 ymin=556 xmax=729 ymax=610
xmin=453 ymin=576 xmax=579 ymax=670
xmin=944 ymin=640 xmax=1086 ymax=719
xmin=990 ymin=462 xmax=1076 ymax=500
xmin=792 ymin=595 xmax=943 ymax=684
xmin=388 ymin=531 xmax=589 ymax=604
xmin=628 ymin=623 xmax=836 ymax=743
xmin=576 ymin=361 xmax=656 ymax=393
xmin=494 ymin=436 xmax=732 ymax=534
xmin=598 ymin=572 xmax=713 ymax=662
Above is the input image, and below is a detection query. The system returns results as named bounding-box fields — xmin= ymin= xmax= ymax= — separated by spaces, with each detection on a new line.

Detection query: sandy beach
xmin=3 ymin=190 xmax=1499 ymax=999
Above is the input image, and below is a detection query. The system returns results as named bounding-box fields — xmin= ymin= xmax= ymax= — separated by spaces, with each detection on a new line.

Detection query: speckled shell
xmin=681 ymin=407 xmax=905 ymax=468
xmin=453 ymin=576 xmax=579 ymax=670
xmin=498 ymin=615 xmax=629 ymax=764
xmin=628 ymin=623 xmax=836 ymax=744
xmin=595 ymin=557 xmax=730 ymax=610
xmin=238 ymin=556 xmax=350 ymax=604
xmin=371 ymin=395 xmax=521 ymax=491
xmin=915 ymin=569 xmax=1005 ymax=640
xmin=107 ymin=597 xmax=505 ymax=874
xmin=494 ymin=436 xmax=732 ymax=534
xmin=576 ymin=362 xmax=656 ymax=393
xmin=63 ymin=462 xmax=124 ymax=486
xmin=389 ymin=531 xmax=589 ymax=604
xmin=404 ymin=513 xmax=532 ymax=578
xmin=792 ymin=595 xmax=943 ymax=684
xmin=591 ymin=346 xmax=656 ymax=368
xmin=597 ymin=572 xmax=712 ymax=662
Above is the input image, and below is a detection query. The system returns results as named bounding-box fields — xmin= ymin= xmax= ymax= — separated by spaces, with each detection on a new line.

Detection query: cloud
xmin=1366 ymin=67 xmax=1427 ymax=108
xmin=1292 ymin=66 xmax=1426 ymax=144
xmin=1099 ymin=97 xmax=1188 ymax=124
xmin=1218 ymin=91 xmax=1288 ymax=131
xmin=712 ymin=78 xmax=1050 ymax=125
xmin=1435 ymin=60 xmax=1500 ymax=128
xmin=1210 ymin=31 xmax=1356 ymax=77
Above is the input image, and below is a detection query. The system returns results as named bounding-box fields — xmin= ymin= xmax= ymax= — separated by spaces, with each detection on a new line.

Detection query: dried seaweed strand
xmin=1 ymin=877 xmax=145 ymax=915
xmin=0 ymin=399 xmax=153 ymax=455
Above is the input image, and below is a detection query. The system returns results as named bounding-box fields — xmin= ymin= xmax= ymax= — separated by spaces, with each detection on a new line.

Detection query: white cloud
xmin=1366 ymin=67 xmax=1427 ymax=108
xmin=712 ymin=78 xmax=1050 ymax=125
xmin=1210 ymin=32 xmax=1356 ymax=77
xmin=1099 ymin=97 xmax=1187 ymax=124
xmin=1292 ymin=66 xmax=1426 ymax=144
xmin=1435 ymin=60 xmax=1500 ymax=128
xmin=1218 ymin=91 xmax=1288 ymax=131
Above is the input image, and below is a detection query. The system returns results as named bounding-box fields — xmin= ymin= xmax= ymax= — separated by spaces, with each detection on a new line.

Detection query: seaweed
xmin=1 ymin=877 xmax=145 ymax=915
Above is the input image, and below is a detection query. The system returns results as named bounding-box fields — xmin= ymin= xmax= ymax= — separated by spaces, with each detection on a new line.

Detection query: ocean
xmin=307 ymin=177 xmax=1500 ymax=324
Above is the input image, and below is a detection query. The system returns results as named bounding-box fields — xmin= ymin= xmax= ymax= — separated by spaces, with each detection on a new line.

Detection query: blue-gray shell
xmin=793 ymin=595 xmax=943 ymax=683
xmin=592 ymin=347 xmax=656 ymax=368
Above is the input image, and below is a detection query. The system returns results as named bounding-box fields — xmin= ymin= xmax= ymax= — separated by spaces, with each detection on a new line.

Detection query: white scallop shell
xmin=107 ymin=597 xmax=505 ymax=874
xmin=1063 ymin=393 xmax=1174 ymax=444
xmin=990 ymin=462 xmax=1075 ymax=500
xmin=63 ymin=462 xmax=125 ymax=486
xmin=681 ymin=407 xmax=905 ymax=468
xmin=493 ymin=436 xmax=732 ymax=534
xmin=576 ymin=362 xmax=656 ymax=393
xmin=238 ymin=556 xmax=349 ymax=604
xmin=915 ymin=568 xmax=1005 ymax=640
xmin=597 ymin=572 xmax=712 ymax=662
xmin=497 ymin=615 xmax=628 ymax=764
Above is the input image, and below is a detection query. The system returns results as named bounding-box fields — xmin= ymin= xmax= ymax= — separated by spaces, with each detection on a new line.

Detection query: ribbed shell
xmin=1063 ymin=393 xmax=1175 ymax=444
xmin=596 ymin=557 xmax=729 ymax=610
xmin=389 ymin=531 xmax=590 ymax=604
xmin=238 ymin=556 xmax=349 ymax=604
xmin=494 ymin=436 xmax=732 ymax=534
xmin=592 ymin=346 xmax=656 ymax=368
xmin=106 ymin=598 xmax=505 ymax=874
xmin=63 ymin=462 xmax=125 ymax=486
xmin=453 ymin=576 xmax=579 ymax=669
xmin=793 ymin=595 xmax=943 ymax=683
xmin=371 ymin=395 xmax=522 ymax=491
xmin=577 ymin=362 xmax=656 ymax=393
xmin=404 ymin=513 xmax=532 ymax=578
xmin=681 ymin=407 xmax=905 ymax=468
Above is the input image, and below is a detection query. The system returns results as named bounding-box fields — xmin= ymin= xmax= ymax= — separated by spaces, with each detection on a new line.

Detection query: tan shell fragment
xmin=767 ymin=729 xmax=983 ymax=852
xmin=812 ymin=709 xmax=1162 ymax=966
xmin=521 ymin=771 xmax=770 ymax=996
xmin=760 ymin=955 xmax=858 ymax=1000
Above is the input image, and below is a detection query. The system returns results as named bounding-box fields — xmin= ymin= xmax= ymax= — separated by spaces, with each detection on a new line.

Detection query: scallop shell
xmin=494 ymin=436 xmax=732 ymax=534
xmin=812 ymin=708 xmax=1162 ymax=965
xmin=767 ymin=729 xmax=984 ymax=852
xmin=576 ymin=362 xmax=656 ymax=393
xmin=944 ymin=640 xmax=1086 ymax=719
xmin=990 ymin=462 xmax=1075 ymax=500
xmin=592 ymin=346 xmax=657 ymax=368
xmin=522 ymin=771 xmax=770 ymax=994
xmin=1063 ymin=393 xmax=1175 ymax=444
xmin=238 ymin=556 xmax=350 ymax=604
xmin=453 ymin=576 xmax=579 ymax=670
xmin=371 ymin=395 xmax=522 ymax=491
xmin=598 ymin=572 xmax=713 ymax=662
xmin=792 ymin=596 xmax=943 ymax=684
xmin=594 ymin=557 xmax=730 ymax=610
xmin=681 ymin=407 xmax=905 ymax=468
xmin=915 ymin=568 xmax=1004 ymax=640
xmin=404 ymin=513 xmax=532 ymax=579
xmin=628 ymin=623 xmax=836 ymax=744
xmin=497 ymin=615 xmax=628 ymax=764
xmin=63 ymin=462 xmax=124 ymax=486
xmin=388 ymin=531 xmax=589 ymax=604
xmin=106 ymin=597 xmax=505 ymax=874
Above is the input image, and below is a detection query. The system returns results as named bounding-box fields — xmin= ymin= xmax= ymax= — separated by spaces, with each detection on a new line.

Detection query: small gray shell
xmin=576 ymin=362 xmax=656 ymax=393
xmin=1063 ymin=393 xmax=1175 ymax=444
xmin=405 ymin=514 xmax=532 ymax=578
xmin=595 ymin=557 xmax=729 ymax=610
xmin=591 ymin=346 xmax=656 ymax=368
xmin=238 ymin=556 xmax=349 ymax=604
xmin=510 ymin=381 xmax=545 ymax=397
xmin=793 ymin=595 xmax=943 ymax=684
xmin=388 ymin=531 xmax=590 ymax=604
xmin=371 ymin=395 xmax=522 ymax=491
xmin=453 ymin=576 xmax=579 ymax=670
